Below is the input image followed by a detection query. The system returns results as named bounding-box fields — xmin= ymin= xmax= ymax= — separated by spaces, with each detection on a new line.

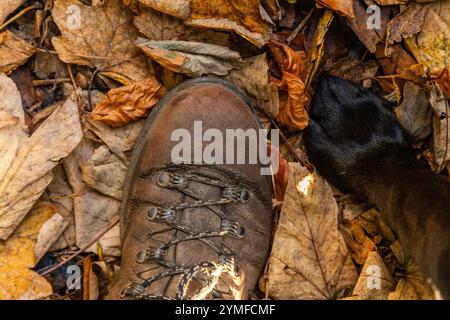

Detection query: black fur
xmin=305 ymin=74 xmax=450 ymax=298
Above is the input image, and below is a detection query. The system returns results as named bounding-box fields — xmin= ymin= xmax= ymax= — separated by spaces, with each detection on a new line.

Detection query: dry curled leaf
xmin=51 ymin=0 xmax=151 ymax=84
xmin=90 ymin=77 xmax=166 ymax=128
xmin=316 ymin=0 xmax=354 ymax=19
xmin=186 ymin=0 xmax=272 ymax=47
xmin=134 ymin=6 xmax=231 ymax=47
xmin=0 ymin=30 xmax=35 ymax=74
xmin=226 ymin=53 xmax=279 ymax=118
xmin=268 ymin=41 xmax=309 ymax=129
xmin=136 ymin=39 xmax=242 ymax=77
xmin=276 ymin=72 xmax=309 ymax=130
xmin=137 ymin=0 xmax=190 ymax=20
xmin=266 ymin=163 xmax=358 ymax=299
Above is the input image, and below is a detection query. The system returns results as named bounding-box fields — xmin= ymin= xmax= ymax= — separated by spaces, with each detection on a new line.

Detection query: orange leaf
xmin=433 ymin=68 xmax=450 ymax=98
xmin=268 ymin=40 xmax=307 ymax=79
xmin=316 ymin=0 xmax=354 ymax=19
xmin=272 ymin=145 xmax=289 ymax=201
xmin=90 ymin=77 xmax=166 ymax=128
xmin=276 ymin=72 xmax=309 ymax=130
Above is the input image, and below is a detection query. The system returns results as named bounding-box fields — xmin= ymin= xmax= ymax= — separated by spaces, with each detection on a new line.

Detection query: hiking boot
xmin=107 ymin=78 xmax=273 ymax=300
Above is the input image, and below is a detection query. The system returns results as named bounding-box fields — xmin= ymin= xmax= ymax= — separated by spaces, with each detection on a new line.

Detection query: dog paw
xmin=305 ymin=74 xmax=407 ymax=192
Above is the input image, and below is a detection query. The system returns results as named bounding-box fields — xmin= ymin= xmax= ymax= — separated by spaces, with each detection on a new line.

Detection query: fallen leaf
xmin=0 ymin=30 xmax=35 ymax=74
xmin=346 ymin=251 xmax=396 ymax=300
xmin=433 ymin=68 xmax=450 ymax=98
xmin=51 ymin=0 xmax=151 ymax=84
xmin=375 ymin=44 xmax=416 ymax=76
xmin=63 ymin=139 xmax=121 ymax=257
xmin=386 ymin=3 xmax=429 ymax=47
xmin=136 ymin=39 xmax=242 ymax=77
xmin=347 ymin=0 xmax=388 ymax=53
xmin=226 ymin=53 xmax=279 ymax=118
xmin=266 ymin=163 xmax=358 ymax=299
xmin=0 ymin=0 xmax=24 ymax=24
xmin=0 ymin=72 xmax=27 ymax=182
xmin=268 ymin=41 xmax=309 ymax=129
xmin=86 ymin=117 xmax=144 ymax=163
xmin=137 ymin=0 xmax=190 ymax=19
xmin=430 ymin=85 xmax=450 ymax=172
xmin=327 ymin=57 xmax=379 ymax=88
xmin=81 ymin=145 xmax=128 ymax=201
xmin=395 ymin=81 xmax=432 ymax=142
xmin=0 ymin=88 xmax=82 ymax=240
xmin=276 ymin=72 xmax=309 ymax=129
xmin=186 ymin=0 xmax=272 ymax=47
xmin=404 ymin=8 xmax=450 ymax=73
xmin=0 ymin=202 xmax=61 ymax=300
xmin=134 ymin=6 xmax=231 ymax=46
xmin=316 ymin=0 xmax=354 ymax=19
xmin=90 ymin=77 xmax=166 ymax=128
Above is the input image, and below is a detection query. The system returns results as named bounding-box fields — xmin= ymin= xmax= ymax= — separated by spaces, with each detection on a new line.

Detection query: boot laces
xmin=120 ymin=164 xmax=268 ymax=300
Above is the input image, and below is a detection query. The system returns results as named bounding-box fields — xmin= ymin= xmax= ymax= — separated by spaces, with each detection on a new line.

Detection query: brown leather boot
xmin=107 ymin=78 xmax=273 ymax=300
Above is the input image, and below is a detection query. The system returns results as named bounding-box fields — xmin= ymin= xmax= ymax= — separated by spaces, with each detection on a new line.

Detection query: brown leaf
xmin=347 ymin=0 xmax=388 ymax=53
xmin=276 ymin=72 xmax=309 ymax=130
xmin=51 ymin=0 xmax=151 ymax=84
xmin=395 ymin=81 xmax=432 ymax=142
xmin=137 ymin=0 xmax=190 ymax=19
xmin=375 ymin=44 xmax=416 ymax=76
xmin=226 ymin=53 xmax=279 ymax=118
xmin=433 ymin=68 xmax=450 ymax=98
xmin=63 ymin=139 xmax=121 ymax=257
xmin=386 ymin=3 xmax=429 ymax=46
xmin=134 ymin=6 xmax=231 ymax=46
xmin=0 ymin=30 xmax=35 ymax=74
xmin=347 ymin=251 xmax=396 ymax=300
xmin=0 ymin=0 xmax=24 ymax=24
xmin=316 ymin=0 xmax=354 ymax=19
xmin=136 ymin=39 xmax=242 ymax=77
xmin=430 ymin=85 xmax=450 ymax=172
xmin=268 ymin=40 xmax=306 ymax=78
xmin=186 ymin=0 xmax=273 ymax=47
xmin=404 ymin=8 xmax=450 ymax=73
xmin=0 ymin=89 xmax=82 ymax=240
xmin=90 ymin=77 xmax=166 ymax=128
xmin=266 ymin=163 xmax=358 ymax=299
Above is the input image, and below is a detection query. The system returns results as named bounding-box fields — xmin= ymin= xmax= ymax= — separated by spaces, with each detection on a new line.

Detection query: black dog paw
xmin=305 ymin=74 xmax=408 ymax=193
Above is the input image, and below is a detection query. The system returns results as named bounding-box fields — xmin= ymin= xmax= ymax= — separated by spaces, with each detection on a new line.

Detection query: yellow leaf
xmin=0 ymin=202 xmax=59 ymax=300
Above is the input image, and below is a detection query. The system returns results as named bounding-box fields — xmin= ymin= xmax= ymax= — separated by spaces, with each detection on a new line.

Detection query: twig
xmin=38 ymin=216 xmax=120 ymax=277
xmin=32 ymin=78 xmax=71 ymax=86
xmin=0 ymin=2 xmax=41 ymax=31
xmin=287 ymin=8 xmax=314 ymax=45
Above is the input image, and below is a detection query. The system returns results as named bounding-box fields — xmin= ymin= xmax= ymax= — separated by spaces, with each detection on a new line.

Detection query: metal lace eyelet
xmin=223 ymin=187 xmax=251 ymax=203
xmin=146 ymin=206 xmax=176 ymax=222
xmin=136 ymin=250 xmax=147 ymax=264
xmin=221 ymin=220 xmax=246 ymax=239
xmin=157 ymin=172 xmax=188 ymax=188
xmin=240 ymin=189 xmax=251 ymax=203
